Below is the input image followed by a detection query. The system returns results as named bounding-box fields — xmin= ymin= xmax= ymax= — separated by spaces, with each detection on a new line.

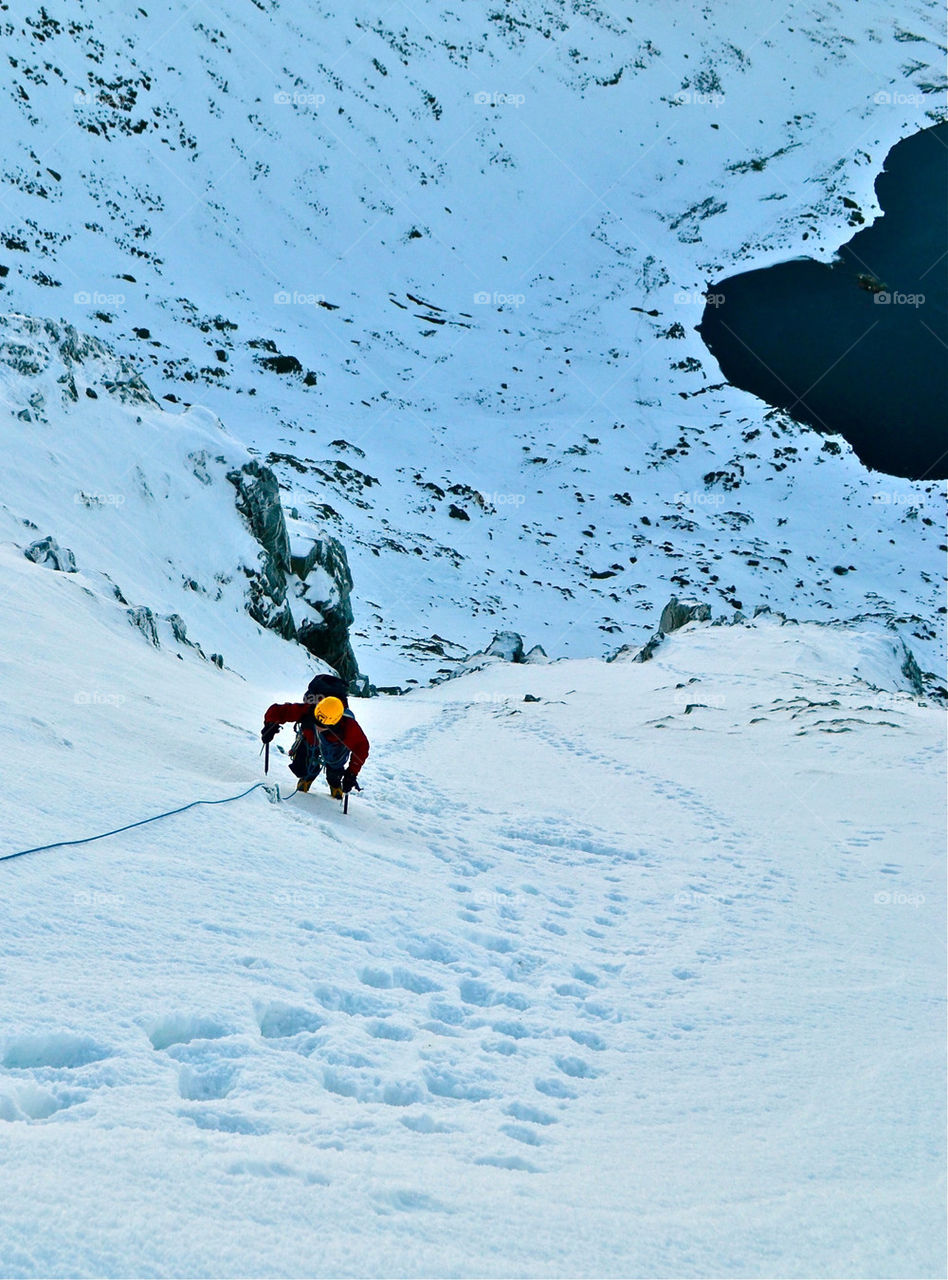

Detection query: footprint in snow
xmin=148 ymin=1014 xmax=233 ymax=1051
xmin=505 ymin=1101 xmax=557 ymax=1125
xmin=500 ymin=1122 xmax=548 ymax=1146
xmin=2 ymin=1032 xmax=112 ymax=1070
xmin=184 ymin=1109 xmax=268 ymax=1135
xmin=373 ymin=1188 xmax=450 ymax=1214
xmin=474 ymin=1154 xmax=539 ymax=1173
xmin=227 ymin=1159 xmax=328 ymax=1185
xmin=0 ymin=1083 xmax=85 ymax=1122
xmin=254 ymin=1001 xmax=325 ymax=1039
xmin=177 ymin=1061 xmax=237 ymax=1101
xmin=358 ymin=966 xmax=442 ymax=994
xmin=555 ymin=1055 xmax=599 ymax=1079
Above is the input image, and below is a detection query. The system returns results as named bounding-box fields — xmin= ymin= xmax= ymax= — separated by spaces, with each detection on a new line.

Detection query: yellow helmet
xmin=313 ymin=696 xmax=344 ymax=727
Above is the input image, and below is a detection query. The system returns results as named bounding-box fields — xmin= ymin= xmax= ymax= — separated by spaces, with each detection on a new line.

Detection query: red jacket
xmin=263 ymin=703 xmax=370 ymax=777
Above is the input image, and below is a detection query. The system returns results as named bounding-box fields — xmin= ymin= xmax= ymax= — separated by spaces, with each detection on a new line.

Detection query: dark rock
xmin=486 ymin=632 xmax=525 ymax=662
xmin=899 ymin=641 xmax=924 ymax=696
xmin=292 ymin=534 xmax=359 ymax=684
xmin=227 ymin=461 xmax=292 ymax=574
xmin=24 ymin=536 xmax=77 ymax=572
xmin=227 ymin=460 xmax=300 ymax=640
xmin=658 ymin=595 xmax=711 ymax=634
xmin=127 ymin=605 xmax=159 ymax=647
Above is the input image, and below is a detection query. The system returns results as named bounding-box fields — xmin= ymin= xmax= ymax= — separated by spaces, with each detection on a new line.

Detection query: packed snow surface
xmin=0 ymin=556 xmax=943 ymax=1278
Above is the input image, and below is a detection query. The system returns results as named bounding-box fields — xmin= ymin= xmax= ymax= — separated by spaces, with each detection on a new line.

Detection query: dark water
xmin=699 ymin=123 xmax=948 ymax=480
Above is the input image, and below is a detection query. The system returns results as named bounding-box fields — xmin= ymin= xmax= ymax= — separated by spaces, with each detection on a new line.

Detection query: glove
xmin=261 ymin=722 xmax=280 ymax=744
xmin=342 ymin=770 xmax=360 ymax=793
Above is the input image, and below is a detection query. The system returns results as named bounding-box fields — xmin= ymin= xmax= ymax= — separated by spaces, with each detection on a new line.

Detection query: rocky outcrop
xmin=292 ymin=535 xmax=359 ymax=685
xmin=485 ymin=631 xmax=525 ymax=662
xmin=473 ymin=633 xmax=548 ymax=664
xmin=24 ymin=536 xmax=77 ymax=573
xmin=659 ymin=596 xmax=712 ymax=634
xmin=227 ymin=460 xmax=298 ymax=643
xmin=226 ymin=459 xmax=360 ymax=682
xmin=899 ymin=638 xmax=924 ymax=696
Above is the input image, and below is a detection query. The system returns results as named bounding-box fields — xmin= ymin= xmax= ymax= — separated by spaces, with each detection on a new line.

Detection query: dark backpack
xmin=304 ymin=672 xmax=349 ymax=708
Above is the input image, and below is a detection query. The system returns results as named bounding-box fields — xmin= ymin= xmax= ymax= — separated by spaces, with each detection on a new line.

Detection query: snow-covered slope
xmin=0 ymin=0 xmax=944 ymax=683
xmin=0 ymin=313 xmax=365 ymax=682
xmin=0 ymin=552 xmax=944 ymax=1277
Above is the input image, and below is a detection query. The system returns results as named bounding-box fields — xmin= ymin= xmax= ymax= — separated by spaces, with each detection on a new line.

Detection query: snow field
xmin=0 ymin=566 xmax=943 ymax=1277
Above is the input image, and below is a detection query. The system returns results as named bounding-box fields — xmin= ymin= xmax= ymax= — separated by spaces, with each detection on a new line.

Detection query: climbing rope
xmin=0 ymin=781 xmax=295 ymax=865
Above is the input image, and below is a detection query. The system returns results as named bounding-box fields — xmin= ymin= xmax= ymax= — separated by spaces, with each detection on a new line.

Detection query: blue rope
xmin=0 ymin=782 xmax=293 ymax=865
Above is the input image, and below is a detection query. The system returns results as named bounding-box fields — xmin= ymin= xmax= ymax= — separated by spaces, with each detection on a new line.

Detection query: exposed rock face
xmin=659 ymin=596 xmax=712 ymax=635
xmin=227 ymin=460 xmax=298 ymax=643
xmin=293 ymin=536 xmax=359 ymax=685
xmin=24 ymin=536 xmax=77 ymax=573
xmin=126 ymin=605 xmax=159 ymax=647
xmin=226 ymin=460 xmax=360 ymax=682
xmin=0 ymin=315 xmax=159 ymax=410
xmin=607 ymin=631 xmax=665 ymax=663
xmin=899 ymin=639 xmax=924 ymax=696
xmin=485 ymin=631 xmax=525 ymax=663
xmin=228 ymin=460 xmax=292 ymax=578
xmin=5 ymin=314 xmax=362 ymax=683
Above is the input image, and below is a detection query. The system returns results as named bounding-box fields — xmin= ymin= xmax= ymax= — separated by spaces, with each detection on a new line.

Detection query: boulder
xmin=486 ymin=632 xmax=525 ymax=662
xmin=658 ymin=595 xmax=711 ymax=635
xmin=24 ymin=536 xmax=77 ymax=573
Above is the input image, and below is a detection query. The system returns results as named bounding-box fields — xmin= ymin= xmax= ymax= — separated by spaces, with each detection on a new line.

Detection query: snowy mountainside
xmin=0 ymin=313 xmax=360 ymax=682
xmin=0 ymin=0 xmax=944 ymax=683
xmin=0 ymin=561 xmax=943 ymax=1278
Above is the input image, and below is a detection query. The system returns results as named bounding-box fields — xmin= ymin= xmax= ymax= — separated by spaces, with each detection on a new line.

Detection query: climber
xmin=260 ymin=673 xmax=369 ymax=799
